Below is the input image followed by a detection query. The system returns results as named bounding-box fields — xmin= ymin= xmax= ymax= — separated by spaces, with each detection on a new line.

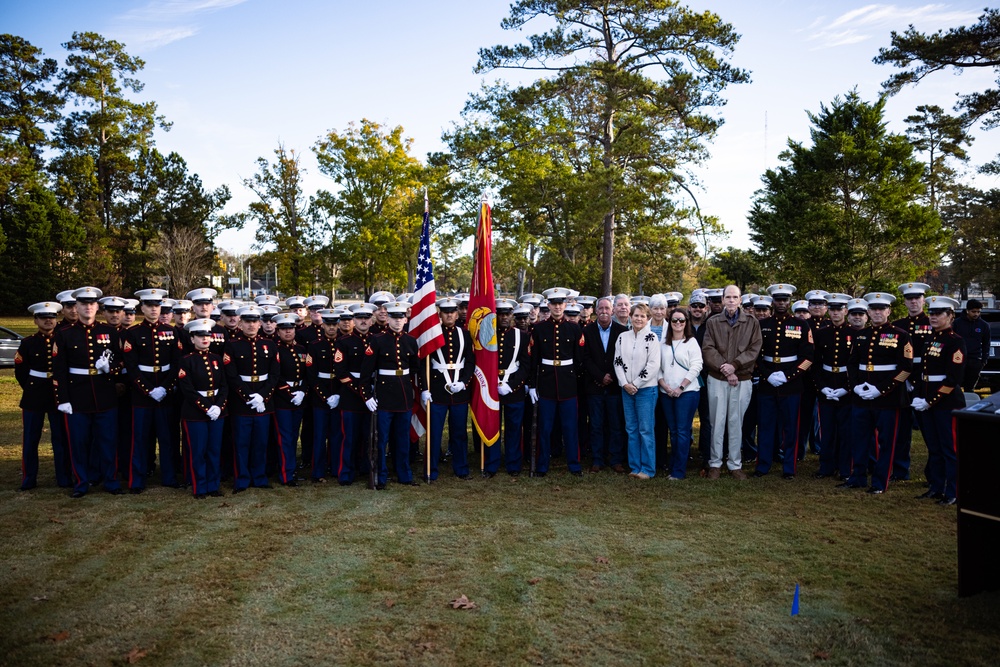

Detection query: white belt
xmin=138 ymin=364 xmax=170 ymax=373
xmin=923 ymin=374 xmax=946 ymax=382
xmin=317 ymin=372 xmax=333 ymax=379
xmin=821 ymin=365 xmax=845 ymax=373
xmin=541 ymin=358 xmax=573 ymax=367
xmin=379 ymin=368 xmax=410 ymax=376
xmin=29 ymin=369 xmax=52 ymax=378
xmin=239 ymin=373 xmax=268 ymax=382
xmin=431 ymin=360 xmax=465 ymax=371
xmin=859 ymin=364 xmax=897 ymax=372
xmin=763 ymin=355 xmax=797 ymax=363
xmin=350 ymin=372 xmax=360 ymax=379
xmin=286 ymin=380 xmax=302 ymax=387
xmin=198 ymin=389 xmax=219 ymax=397
xmin=69 ymin=367 xmax=98 ymax=376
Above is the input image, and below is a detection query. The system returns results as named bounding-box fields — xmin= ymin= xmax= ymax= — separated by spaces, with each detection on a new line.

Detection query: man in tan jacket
xmin=702 ymin=285 xmax=762 ymax=479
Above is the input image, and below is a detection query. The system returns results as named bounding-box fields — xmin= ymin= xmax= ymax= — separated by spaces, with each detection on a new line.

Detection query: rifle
xmin=368 ymin=381 xmax=377 ymax=490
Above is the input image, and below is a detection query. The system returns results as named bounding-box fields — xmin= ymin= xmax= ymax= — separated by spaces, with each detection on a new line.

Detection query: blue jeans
xmin=622 ymin=386 xmax=657 ymax=476
xmin=659 ymin=390 xmax=699 ymax=478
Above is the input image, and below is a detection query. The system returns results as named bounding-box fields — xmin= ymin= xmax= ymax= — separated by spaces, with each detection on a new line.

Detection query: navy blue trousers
xmin=232 ymin=413 xmax=270 ymax=489
xmin=376 ymin=410 xmax=412 ymax=485
xmin=817 ymin=399 xmax=853 ymax=478
xmin=756 ymin=393 xmax=801 ymax=476
xmin=430 ymin=402 xmax=470 ymax=478
xmin=848 ymin=407 xmax=899 ymax=492
xmin=501 ymin=401 xmax=525 ymax=473
xmin=587 ymin=393 xmax=624 ymax=468
xmin=272 ymin=408 xmax=302 ymax=484
xmin=311 ymin=406 xmax=343 ymax=481
xmin=920 ymin=409 xmax=957 ymax=498
xmin=182 ymin=419 xmax=223 ymax=495
xmin=21 ymin=409 xmax=72 ymax=489
xmin=537 ymin=397 xmax=581 ymax=474
xmin=65 ymin=409 xmax=120 ymax=494
xmin=130 ymin=403 xmax=179 ymax=488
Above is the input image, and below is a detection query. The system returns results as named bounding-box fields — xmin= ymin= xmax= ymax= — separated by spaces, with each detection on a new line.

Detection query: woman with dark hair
xmin=614 ymin=303 xmax=661 ymax=479
xmin=658 ymin=307 xmax=703 ymax=480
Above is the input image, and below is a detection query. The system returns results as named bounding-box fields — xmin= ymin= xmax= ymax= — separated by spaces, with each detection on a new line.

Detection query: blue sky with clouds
xmin=4 ymin=1 xmax=998 ymax=257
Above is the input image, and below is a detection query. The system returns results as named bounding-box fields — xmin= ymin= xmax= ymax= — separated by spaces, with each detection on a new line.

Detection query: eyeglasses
xmin=670 ymin=318 xmax=686 ymax=324
xmin=689 ymin=304 xmax=706 ymax=308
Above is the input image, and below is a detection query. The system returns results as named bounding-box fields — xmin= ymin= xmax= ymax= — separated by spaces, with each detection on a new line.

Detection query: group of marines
xmin=13 ymin=280 xmax=971 ymax=504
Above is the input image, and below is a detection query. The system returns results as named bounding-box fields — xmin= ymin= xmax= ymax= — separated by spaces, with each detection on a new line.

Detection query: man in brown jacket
xmin=702 ymin=285 xmax=763 ymax=479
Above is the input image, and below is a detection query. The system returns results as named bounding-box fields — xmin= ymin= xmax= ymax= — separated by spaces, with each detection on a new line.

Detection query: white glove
xmin=326 ymin=394 xmax=340 ymax=409
xmin=247 ymin=393 xmax=265 ymax=412
xmin=498 ymin=383 xmax=512 ymax=396
xmin=291 ymin=391 xmax=305 ymax=407
xmin=365 ymin=397 xmax=378 ymax=412
xmin=820 ymin=387 xmax=836 ymax=401
xmin=853 ymin=384 xmax=869 ymax=398
xmin=94 ymin=356 xmax=111 ymax=374
xmin=449 ymin=381 xmax=466 ymax=393
xmin=767 ymin=371 xmax=787 ymax=387
xmin=149 ymin=386 xmax=167 ymax=402
xmin=528 ymin=387 xmax=538 ymax=404
xmin=58 ymin=402 xmax=73 ymax=415
xmin=911 ymin=397 xmax=930 ymax=412
xmin=206 ymin=405 xmax=221 ymax=421
xmin=832 ymin=388 xmax=848 ymax=399
xmin=906 ymin=380 xmax=914 ymax=393
xmin=421 ymin=390 xmax=432 ymax=404
xmin=860 ymin=385 xmax=881 ymax=401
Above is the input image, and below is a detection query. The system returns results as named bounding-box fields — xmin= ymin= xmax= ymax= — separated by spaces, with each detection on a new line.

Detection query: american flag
xmin=408 ymin=205 xmax=445 ymax=358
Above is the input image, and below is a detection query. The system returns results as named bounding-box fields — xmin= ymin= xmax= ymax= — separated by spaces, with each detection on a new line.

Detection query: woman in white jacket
xmin=658 ymin=308 xmax=704 ymax=479
xmin=614 ymin=303 xmax=661 ymax=479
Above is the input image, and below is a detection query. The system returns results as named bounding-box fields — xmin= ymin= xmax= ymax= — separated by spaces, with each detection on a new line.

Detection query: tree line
xmin=3 ymin=3 xmax=1000 ymax=313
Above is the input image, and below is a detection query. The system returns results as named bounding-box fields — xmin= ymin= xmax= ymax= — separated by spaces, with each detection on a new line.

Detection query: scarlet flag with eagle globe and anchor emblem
xmin=467 ymin=199 xmax=500 ymax=445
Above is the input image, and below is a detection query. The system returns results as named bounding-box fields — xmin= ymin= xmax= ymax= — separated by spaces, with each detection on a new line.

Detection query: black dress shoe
xmin=163 ymin=483 xmax=182 ymax=489
xmin=375 ymin=483 xmax=386 ymax=490
xmin=938 ymin=497 xmax=957 ymax=506
xmin=836 ymin=481 xmax=858 ymax=488
xmin=338 ymin=480 xmax=352 ymax=486
xmin=257 ymin=484 xmax=273 ymax=489
xmin=570 ymin=470 xmax=583 ymax=477
xmin=109 ymin=488 xmax=124 ymax=495
xmin=782 ymin=473 xmax=795 ymax=480
xmin=70 ymin=490 xmax=86 ymax=498
xmin=867 ymin=488 xmax=884 ymax=495
xmin=508 ymin=471 xmax=520 ymax=477
xmin=194 ymin=494 xmax=207 ymax=500
xmin=208 ymin=490 xmax=225 ymax=497
xmin=533 ymin=471 xmax=547 ymax=477
xmin=409 ymin=480 xmax=422 ymax=486
xmin=482 ymin=471 xmax=496 ymax=479
xmin=813 ymin=472 xmax=831 ymax=479
xmin=456 ymin=474 xmax=470 ymax=480
xmin=129 ymin=487 xmax=144 ymax=495
xmin=284 ymin=480 xmax=298 ymax=487
xmin=232 ymin=487 xmax=247 ymax=494
xmin=752 ymin=471 xmax=767 ymax=478
xmin=916 ymin=490 xmax=943 ymax=500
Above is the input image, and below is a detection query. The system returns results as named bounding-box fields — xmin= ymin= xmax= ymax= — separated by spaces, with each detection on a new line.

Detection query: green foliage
xmin=904 ymin=105 xmax=972 ymax=212
xmin=239 ymin=144 xmax=323 ymax=295
xmin=313 ymin=120 xmax=431 ymax=297
xmin=472 ymin=0 xmax=749 ymax=295
xmin=941 ymin=186 xmax=1000 ymax=298
xmin=0 ymin=34 xmax=62 ymax=163
xmin=748 ymin=91 xmax=948 ymax=295
xmin=711 ymin=247 xmax=764 ymax=293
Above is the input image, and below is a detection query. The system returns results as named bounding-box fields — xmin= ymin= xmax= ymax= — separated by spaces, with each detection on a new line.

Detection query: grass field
xmin=1 ymin=368 xmax=998 ymax=666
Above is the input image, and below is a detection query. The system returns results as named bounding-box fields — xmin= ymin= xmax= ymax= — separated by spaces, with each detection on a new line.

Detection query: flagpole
xmin=424 ymin=190 xmax=433 ymax=484
xmin=480 ymin=193 xmax=487 ymax=476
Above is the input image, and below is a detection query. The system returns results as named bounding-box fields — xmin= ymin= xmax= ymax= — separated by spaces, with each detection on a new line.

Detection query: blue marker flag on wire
xmin=791 ymin=583 xmax=800 ymax=616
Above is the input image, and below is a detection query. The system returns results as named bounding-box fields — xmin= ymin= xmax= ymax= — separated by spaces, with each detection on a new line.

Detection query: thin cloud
xmin=112 ymin=0 xmax=248 ymax=51
xmin=804 ymin=3 xmax=980 ymax=50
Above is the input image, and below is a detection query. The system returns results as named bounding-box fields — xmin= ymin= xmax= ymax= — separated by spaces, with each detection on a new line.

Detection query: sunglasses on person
xmin=670 ymin=318 xmax=686 ymax=323
xmin=689 ymin=303 xmax=706 ymax=308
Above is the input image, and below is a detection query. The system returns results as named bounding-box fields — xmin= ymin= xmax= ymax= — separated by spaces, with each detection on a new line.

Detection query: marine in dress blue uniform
xmin=223 ymin=305 xmax=279 ymax=492
xmin=529 ymin=287 xmax=585 ymax=476
xmin=365 ymin=302 xmax=425 ymax=488
xmin=811 ymin=294 xmax=856 ymax=479
xmin=52 ymin=286 xmax=124 ymax=498
xmin=15 ymin=302 xmax=71 ymax=490
xmin=891 ymin=282 xmax=932 ymax=481
xmin=754 ymin=284 xmax=815 ymax=479
xmin=911 ymin=296 xmax=966 ymax=505
xmin=305 ymin=309 xmax=343 ymax=482
xmin=269 ymin=313 xmax=307 ymax=486
xmin=797 ymin=291 xmax=831 ymax=459
xmin=122 ymin=289 xmax=182 ymax=491
xmin=177 ymin=318 xmax=228 ymax=498
xmin=841 ymin=293 xmax=913 ymax=494
xmin=425 ymin=297 xmax=476 ymax=480
xmin=496 ymin=300 xmax=531 ymax=475
xmin=334 ymin=304 xmax=377 ymax=484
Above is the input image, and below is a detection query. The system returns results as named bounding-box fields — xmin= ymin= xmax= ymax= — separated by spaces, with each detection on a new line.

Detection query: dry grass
xmin=0 ymin=367 xmax=997 ymax=666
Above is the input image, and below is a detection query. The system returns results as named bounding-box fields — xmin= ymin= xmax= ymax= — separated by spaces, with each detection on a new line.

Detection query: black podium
xmin=955 ymin=393 xmax=1000 ymax=597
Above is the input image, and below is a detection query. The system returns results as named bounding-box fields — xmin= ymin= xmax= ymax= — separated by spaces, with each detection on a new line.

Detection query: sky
xmin=4 ymin=0 xmax=999 ymax=259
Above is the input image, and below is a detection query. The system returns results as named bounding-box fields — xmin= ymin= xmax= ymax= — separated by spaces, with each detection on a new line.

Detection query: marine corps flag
xmin=467 ymin=198 xmax=500 ymax=446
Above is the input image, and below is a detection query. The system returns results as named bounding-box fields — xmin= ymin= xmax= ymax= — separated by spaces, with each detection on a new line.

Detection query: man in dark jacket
xmin=581 ymin=297 xmax=628 ymax=472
